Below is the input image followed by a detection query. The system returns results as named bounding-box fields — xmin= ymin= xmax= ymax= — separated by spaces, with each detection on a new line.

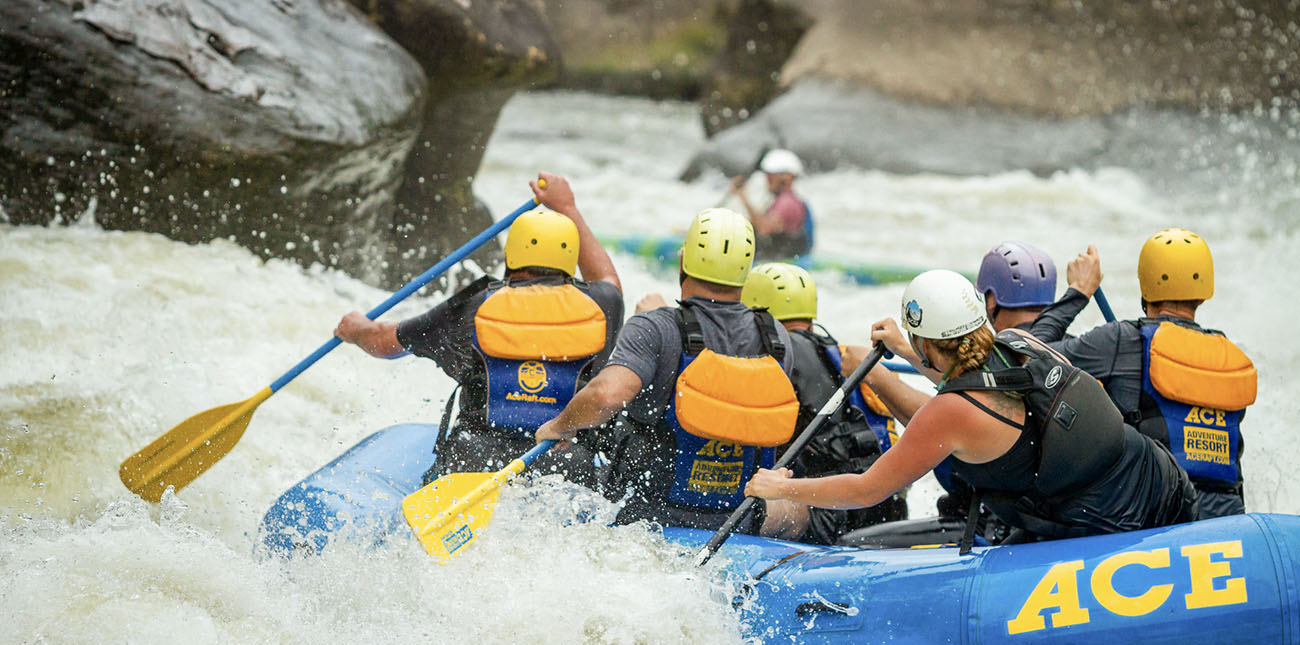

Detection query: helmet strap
xmin=910 ymin=334 xmax=935 ymax=371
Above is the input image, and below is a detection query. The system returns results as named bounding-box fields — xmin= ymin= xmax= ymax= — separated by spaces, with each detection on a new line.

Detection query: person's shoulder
xmin=577 ymin=277 xmax=617 ymax=295
xmin=580 ymin=278 xmax=624 ymax=309
xmin=1151 ymin=315 xmax=1228 ymax=338
xmin=912 ymin=392 xmax=981 ymax=436
xmin=626 ymin=305 xmax=680 ymax=332
xmin=1072 ymin=319 xmax=1137 ymax=342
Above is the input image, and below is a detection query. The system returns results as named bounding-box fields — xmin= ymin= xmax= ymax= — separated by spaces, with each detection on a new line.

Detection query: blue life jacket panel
xmin=1140 ymin=322 xmax=1254 ymax=483
xmin=471 ymin=282 xmax=606 ymax=437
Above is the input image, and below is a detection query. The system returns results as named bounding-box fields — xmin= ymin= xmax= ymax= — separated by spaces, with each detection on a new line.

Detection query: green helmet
xmin=681 ymin=208 xmax=755 ymax=287
xmin=742 ymin=262 xmax=817 ymax=321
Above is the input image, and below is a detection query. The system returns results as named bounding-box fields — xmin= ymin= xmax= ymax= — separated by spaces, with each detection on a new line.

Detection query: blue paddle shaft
xmin=1094 ymin=287 xmax=1117 ymax=323
xmin=269 ymin=196 xmax=540 ymax=392
xmin=520 ymin=440 xmax=558 ymax=468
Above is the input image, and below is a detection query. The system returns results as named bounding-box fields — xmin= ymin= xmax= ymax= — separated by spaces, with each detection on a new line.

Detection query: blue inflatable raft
xmin=261 ymin=424 xmax=1300 ymax=644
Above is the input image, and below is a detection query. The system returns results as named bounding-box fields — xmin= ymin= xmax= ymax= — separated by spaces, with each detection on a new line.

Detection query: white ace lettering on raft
xmin=1006 ymin=540 xmax=1248 ymax=635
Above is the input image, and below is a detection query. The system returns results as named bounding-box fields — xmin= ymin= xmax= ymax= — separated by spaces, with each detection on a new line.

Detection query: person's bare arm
xmin=334 ymin=311 xmax=403 ymax=358
xmin=745 ymin=395 xmax=964 ymax=508
xmin=835 ymin=342 xmax=931 ymax=424
xmin=536 ymin=365 xmax=642 ymax=445
xmin=860 ymin=363 xmax=933 ymax=425
xmin=868 ymin=317 xmax=945 ymax=385
xmin=531 ymin=173 xmax=621 ymax=292
xmin=730 ymin=176 xmax=777 ymax=235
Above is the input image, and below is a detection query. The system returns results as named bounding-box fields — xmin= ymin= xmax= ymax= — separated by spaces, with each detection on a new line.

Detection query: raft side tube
xmin=667 ymin=514 xmax=1300 ymax=644
xmin=260 ymin=425 xmax=1300 ymax=644
xmin=259 ymin=423 xmax=439 ymax=554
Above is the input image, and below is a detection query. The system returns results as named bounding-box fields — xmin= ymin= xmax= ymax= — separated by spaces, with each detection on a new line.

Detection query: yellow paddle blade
xmin=119 ymin=387 xmax=271 ymax=502
xmin=402 ymin=471 xmax=512 ymax=563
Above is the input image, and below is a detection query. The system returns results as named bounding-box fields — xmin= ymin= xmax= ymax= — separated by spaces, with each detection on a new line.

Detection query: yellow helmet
xmin=742 ymin=263 xmax=817 ymax=321
xmin=505 ymin=209 xmax=579 ymax=275
xmin=1138 ymin=228 xmax=1214 ymax=302
xmin=681 ymin=208 xmax=755 ymax=287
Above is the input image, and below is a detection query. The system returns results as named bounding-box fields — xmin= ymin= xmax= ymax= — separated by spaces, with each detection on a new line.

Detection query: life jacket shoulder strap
xmin=676 ymin=301 xmax=707 ymax=354
xmin=676 ymin=301 xmax=785 ymax=363
xmin=793 ymin=327 xmax=842 ymax=380
xmin=937 ymin=363 xmax=1034 ymax=394
xmin=753 ymin=308 xmax=787 ymax=364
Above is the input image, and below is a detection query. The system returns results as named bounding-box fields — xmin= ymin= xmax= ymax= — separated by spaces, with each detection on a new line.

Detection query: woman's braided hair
xmin=927 ymin=325 xmax=995 ymax=378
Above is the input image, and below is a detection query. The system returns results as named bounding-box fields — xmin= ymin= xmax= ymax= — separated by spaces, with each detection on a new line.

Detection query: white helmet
xmin=900 ymin=270 xmax=988 ymax=340
xmin=759 ymin=148 xmax=803 ymax=176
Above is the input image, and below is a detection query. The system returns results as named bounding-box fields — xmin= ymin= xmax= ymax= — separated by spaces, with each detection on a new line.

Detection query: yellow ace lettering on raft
xmin=1007 ymin=540 xmax=1248 ymax=635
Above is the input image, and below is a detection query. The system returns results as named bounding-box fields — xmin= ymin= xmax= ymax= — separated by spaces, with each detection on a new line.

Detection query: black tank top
xmin=948 ymin=392 xmax=1039 ymax=493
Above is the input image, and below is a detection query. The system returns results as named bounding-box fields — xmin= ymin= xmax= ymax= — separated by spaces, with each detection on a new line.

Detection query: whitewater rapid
xmin=3 ymin=90 xmax=1298 ymax=642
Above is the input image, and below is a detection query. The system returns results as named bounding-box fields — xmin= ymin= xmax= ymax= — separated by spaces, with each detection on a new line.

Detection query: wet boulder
xmin=699 ymin=0 xmax=811 ymax=137
xmin=345 ymin=0 xmax=560 ymax=286
xmin=0 ymin=0 xmax=426 ymax=285
xmin=682 ymin=79 xmax=1112 ymax=179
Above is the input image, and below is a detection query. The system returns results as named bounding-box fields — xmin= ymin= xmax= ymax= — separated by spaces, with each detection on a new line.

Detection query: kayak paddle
xmin=695 ymin=343 xmax=888 ymax=566
xmin=119 ymin=190 xmax=546 ymax=502
xmin=403 ymin=440 xmax=557 ymax=563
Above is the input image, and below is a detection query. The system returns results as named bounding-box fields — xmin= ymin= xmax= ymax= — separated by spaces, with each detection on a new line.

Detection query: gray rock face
xmin=682 ymin=78 xmax=1300 ymax=203
xmin=699 ymin=0 xmax=811 ymax=137
xmin=0 ymin=0 xmax=426 ymax=284
xmin=685 ymin=80 xmax=1110 ymax=179
xmin=783 ymin=0 xmax=1300 ymax=118
xmin=347 ymin=0 xmax=560 ymax=286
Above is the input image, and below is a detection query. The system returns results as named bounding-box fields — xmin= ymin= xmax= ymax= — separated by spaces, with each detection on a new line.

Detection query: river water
xmin=3 ymin=90 xmax=1297 ymax=642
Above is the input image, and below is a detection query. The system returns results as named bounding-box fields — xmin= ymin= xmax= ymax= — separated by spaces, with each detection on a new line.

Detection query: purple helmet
xmin=977 ymin=241 xmax=1057 ymax=308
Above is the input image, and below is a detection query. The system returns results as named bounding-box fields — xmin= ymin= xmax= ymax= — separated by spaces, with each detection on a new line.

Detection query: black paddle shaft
xmin=695 ymin=344 xmax=889 ymax=566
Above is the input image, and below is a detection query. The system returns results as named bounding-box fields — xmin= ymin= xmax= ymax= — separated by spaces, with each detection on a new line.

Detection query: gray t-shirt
xmin=606 ymin=297 xmax=793 ymax=426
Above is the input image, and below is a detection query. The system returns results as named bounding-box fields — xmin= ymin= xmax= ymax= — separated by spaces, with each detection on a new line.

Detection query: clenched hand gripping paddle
xmin=694 ymin=343 xmax=889 ymax=566
xmin=119 ymin=190 xmax=545 ymax=502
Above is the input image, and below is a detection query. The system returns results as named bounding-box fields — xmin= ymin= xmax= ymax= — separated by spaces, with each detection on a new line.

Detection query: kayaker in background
xmin=739 ymin=263 xmax=907 ymax=544
xmin=746 ymin=269 xmax=1196 ymax=542
xmin=1032 ymin=228 xmax=1256 ymax=519
xmin=730 ymin=148 xmax=813 ymax=261
xmin=978 ymin=241 xmax=1103 ymax=333
xmin=536 ymin=208 xmax=800 ymax=533
xmin=334 ymin=173 xmax=623 ymax=490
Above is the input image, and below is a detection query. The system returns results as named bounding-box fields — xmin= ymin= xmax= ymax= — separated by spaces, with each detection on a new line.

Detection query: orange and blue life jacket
xmin=470 ymin=279 xmax=607 ymax=438
xmin=1138 ymin=321 xmax=1256 ymax=486
xmin=662 ymin=302 xmax=800 ymax=510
